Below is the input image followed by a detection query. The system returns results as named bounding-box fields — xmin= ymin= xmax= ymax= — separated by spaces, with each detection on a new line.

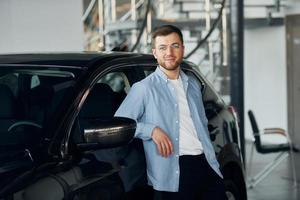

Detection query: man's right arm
xmin=114 ymin=83 xmax=155 ymax=141
xmin=115 ymin=83 xmax=173 ymax=157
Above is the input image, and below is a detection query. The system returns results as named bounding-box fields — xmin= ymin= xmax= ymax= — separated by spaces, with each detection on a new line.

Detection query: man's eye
xmin=171 ymin=44 xmax=180 ymax=49
xmin=159 ymin=46 xmax=167 ymax=51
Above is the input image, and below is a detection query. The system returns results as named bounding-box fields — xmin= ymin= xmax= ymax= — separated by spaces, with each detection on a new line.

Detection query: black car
xmin=0 ymin=52 xmax=247 ymax=200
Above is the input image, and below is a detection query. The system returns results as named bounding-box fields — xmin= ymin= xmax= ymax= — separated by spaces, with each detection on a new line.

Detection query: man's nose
xmin=165 ymin=46 xmax=173 ymax=55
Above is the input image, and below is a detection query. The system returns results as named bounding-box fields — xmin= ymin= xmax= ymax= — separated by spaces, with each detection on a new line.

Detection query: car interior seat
xmin=0 ymin=84 xmax=19 ymax=145
xmin=0 ymin=84 xmax=17 ymax=120
xmin=26 ymin=84 xmax=54 ymax=125
xmin=79 ymin=83 xmax=118 ymax=122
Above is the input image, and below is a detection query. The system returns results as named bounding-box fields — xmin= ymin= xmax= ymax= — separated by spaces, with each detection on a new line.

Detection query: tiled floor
xmin=245 ymin=141 xmax=300 ymax=200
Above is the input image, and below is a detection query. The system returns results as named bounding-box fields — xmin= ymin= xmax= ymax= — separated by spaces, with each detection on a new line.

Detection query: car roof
xmin=0 ymin=52 xmax=195 ymax=72
xmin=0 ymin=52 xmax=156 ymax=69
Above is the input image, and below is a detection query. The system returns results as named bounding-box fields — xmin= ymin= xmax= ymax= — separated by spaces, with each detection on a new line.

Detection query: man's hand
xmin=151 ymin=127 xmax=173 ymax=157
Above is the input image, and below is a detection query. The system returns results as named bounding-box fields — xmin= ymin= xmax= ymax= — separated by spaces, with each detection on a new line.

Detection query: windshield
xmin=0 ymin=66 xmax=82 ymax=147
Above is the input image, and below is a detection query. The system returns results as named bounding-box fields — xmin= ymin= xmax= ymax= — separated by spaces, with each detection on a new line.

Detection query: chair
xmin=247 ymin=110 xmax=298 ymax=188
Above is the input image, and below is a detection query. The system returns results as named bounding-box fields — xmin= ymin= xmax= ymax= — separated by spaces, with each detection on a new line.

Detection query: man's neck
xmin=159 ymin=66 xmax=180 ymax=80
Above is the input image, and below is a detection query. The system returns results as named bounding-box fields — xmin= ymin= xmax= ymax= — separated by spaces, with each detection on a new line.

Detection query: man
xmin=115 ymin=25 xmax=227 ymax=200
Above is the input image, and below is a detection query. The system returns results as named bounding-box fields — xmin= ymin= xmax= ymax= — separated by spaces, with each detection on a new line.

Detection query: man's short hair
xmin=151 ymin=25 xmax=183 ymax=48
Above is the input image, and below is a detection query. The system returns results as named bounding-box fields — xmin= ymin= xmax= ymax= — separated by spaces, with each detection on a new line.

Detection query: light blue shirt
xmin=115 ymin=67 xmax=222 ymax=192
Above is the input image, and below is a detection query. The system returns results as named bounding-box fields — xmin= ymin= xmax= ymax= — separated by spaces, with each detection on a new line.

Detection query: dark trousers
xmin=155 ymin=154 xmax=227 ymax=200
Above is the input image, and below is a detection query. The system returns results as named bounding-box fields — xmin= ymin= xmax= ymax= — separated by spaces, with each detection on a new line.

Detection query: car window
xmin=73 ymin=68 xmax=134 ymax=145
xmin=98 ymin=72 xmax=130 ymax=94
xmin=0 ymin=68 xmax=77 ymax=135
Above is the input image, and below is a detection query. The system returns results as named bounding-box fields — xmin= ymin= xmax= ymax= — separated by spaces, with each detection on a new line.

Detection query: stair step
xmin=174 ymin=0 xmax=205 ymax=3
xmin=174 ymin=0 xmax=223 ymax=4
xmin=181 ymin=2 xmax=205 ymax=10
xmin=174 ymin=1 xmax=223 ymax=17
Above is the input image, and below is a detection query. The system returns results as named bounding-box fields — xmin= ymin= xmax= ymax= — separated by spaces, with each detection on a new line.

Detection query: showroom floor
xmin=245 ymin=141 xmax=300 ymax=200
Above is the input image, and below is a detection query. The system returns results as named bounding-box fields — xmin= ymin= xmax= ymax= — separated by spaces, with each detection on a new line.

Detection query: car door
xmin=51 ymin=62 xmax=150 ymax=199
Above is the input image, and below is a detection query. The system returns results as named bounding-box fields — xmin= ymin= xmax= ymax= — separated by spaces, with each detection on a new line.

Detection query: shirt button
xmin=175 ymin=138 xmax=178 ymax=141
xmin=176 ymin=170 xmax=179 ymax=174
xmin=175 ymin=103 xmax=177 ymax=107
xmin=176 ymin=154 xmax=179 ymax=157
xmin=176 ymin=120 xmax=178 ymax=123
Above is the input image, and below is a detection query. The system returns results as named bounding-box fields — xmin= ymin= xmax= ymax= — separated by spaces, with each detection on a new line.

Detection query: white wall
xmin=286 ymin=1 xmax=300 ymax=15
xmin=244 ymin=1 xmax=300 ymax=141
xmin=0 ymin=0 xmax=84 ymax=53
xmin=244 ymin=26 xmax=287 ymax=140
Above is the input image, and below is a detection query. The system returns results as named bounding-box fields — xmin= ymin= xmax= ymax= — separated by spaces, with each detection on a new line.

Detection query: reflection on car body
xmin=0 ymin=52 xmax=247 ymax=200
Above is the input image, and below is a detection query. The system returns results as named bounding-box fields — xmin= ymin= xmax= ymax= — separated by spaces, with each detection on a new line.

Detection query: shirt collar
xmin=179 ymin=69 xmax=189 ymax=83
xmin=155 ymin=65 xmax=189 ymax=84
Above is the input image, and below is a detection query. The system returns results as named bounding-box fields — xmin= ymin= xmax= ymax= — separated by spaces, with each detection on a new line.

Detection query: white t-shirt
xmin=169 ymin=76 xmax=203 ymax=155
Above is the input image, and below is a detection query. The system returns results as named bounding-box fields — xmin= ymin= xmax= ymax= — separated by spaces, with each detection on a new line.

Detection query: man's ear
xmin=152 ymin=49 xmax=157 ymax=59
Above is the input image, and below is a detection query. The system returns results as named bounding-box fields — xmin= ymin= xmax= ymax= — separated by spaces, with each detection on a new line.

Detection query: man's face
xmin=152 ymin=32 xmax=184 ymax=71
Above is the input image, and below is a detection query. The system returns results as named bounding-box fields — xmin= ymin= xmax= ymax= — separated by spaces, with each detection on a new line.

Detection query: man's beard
xmin=159 ymin=59 xmax=182 ymax=71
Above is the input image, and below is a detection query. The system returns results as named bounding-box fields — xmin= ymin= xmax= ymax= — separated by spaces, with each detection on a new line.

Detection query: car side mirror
xmin=77 ymin=117 xmax=136 ymax=151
